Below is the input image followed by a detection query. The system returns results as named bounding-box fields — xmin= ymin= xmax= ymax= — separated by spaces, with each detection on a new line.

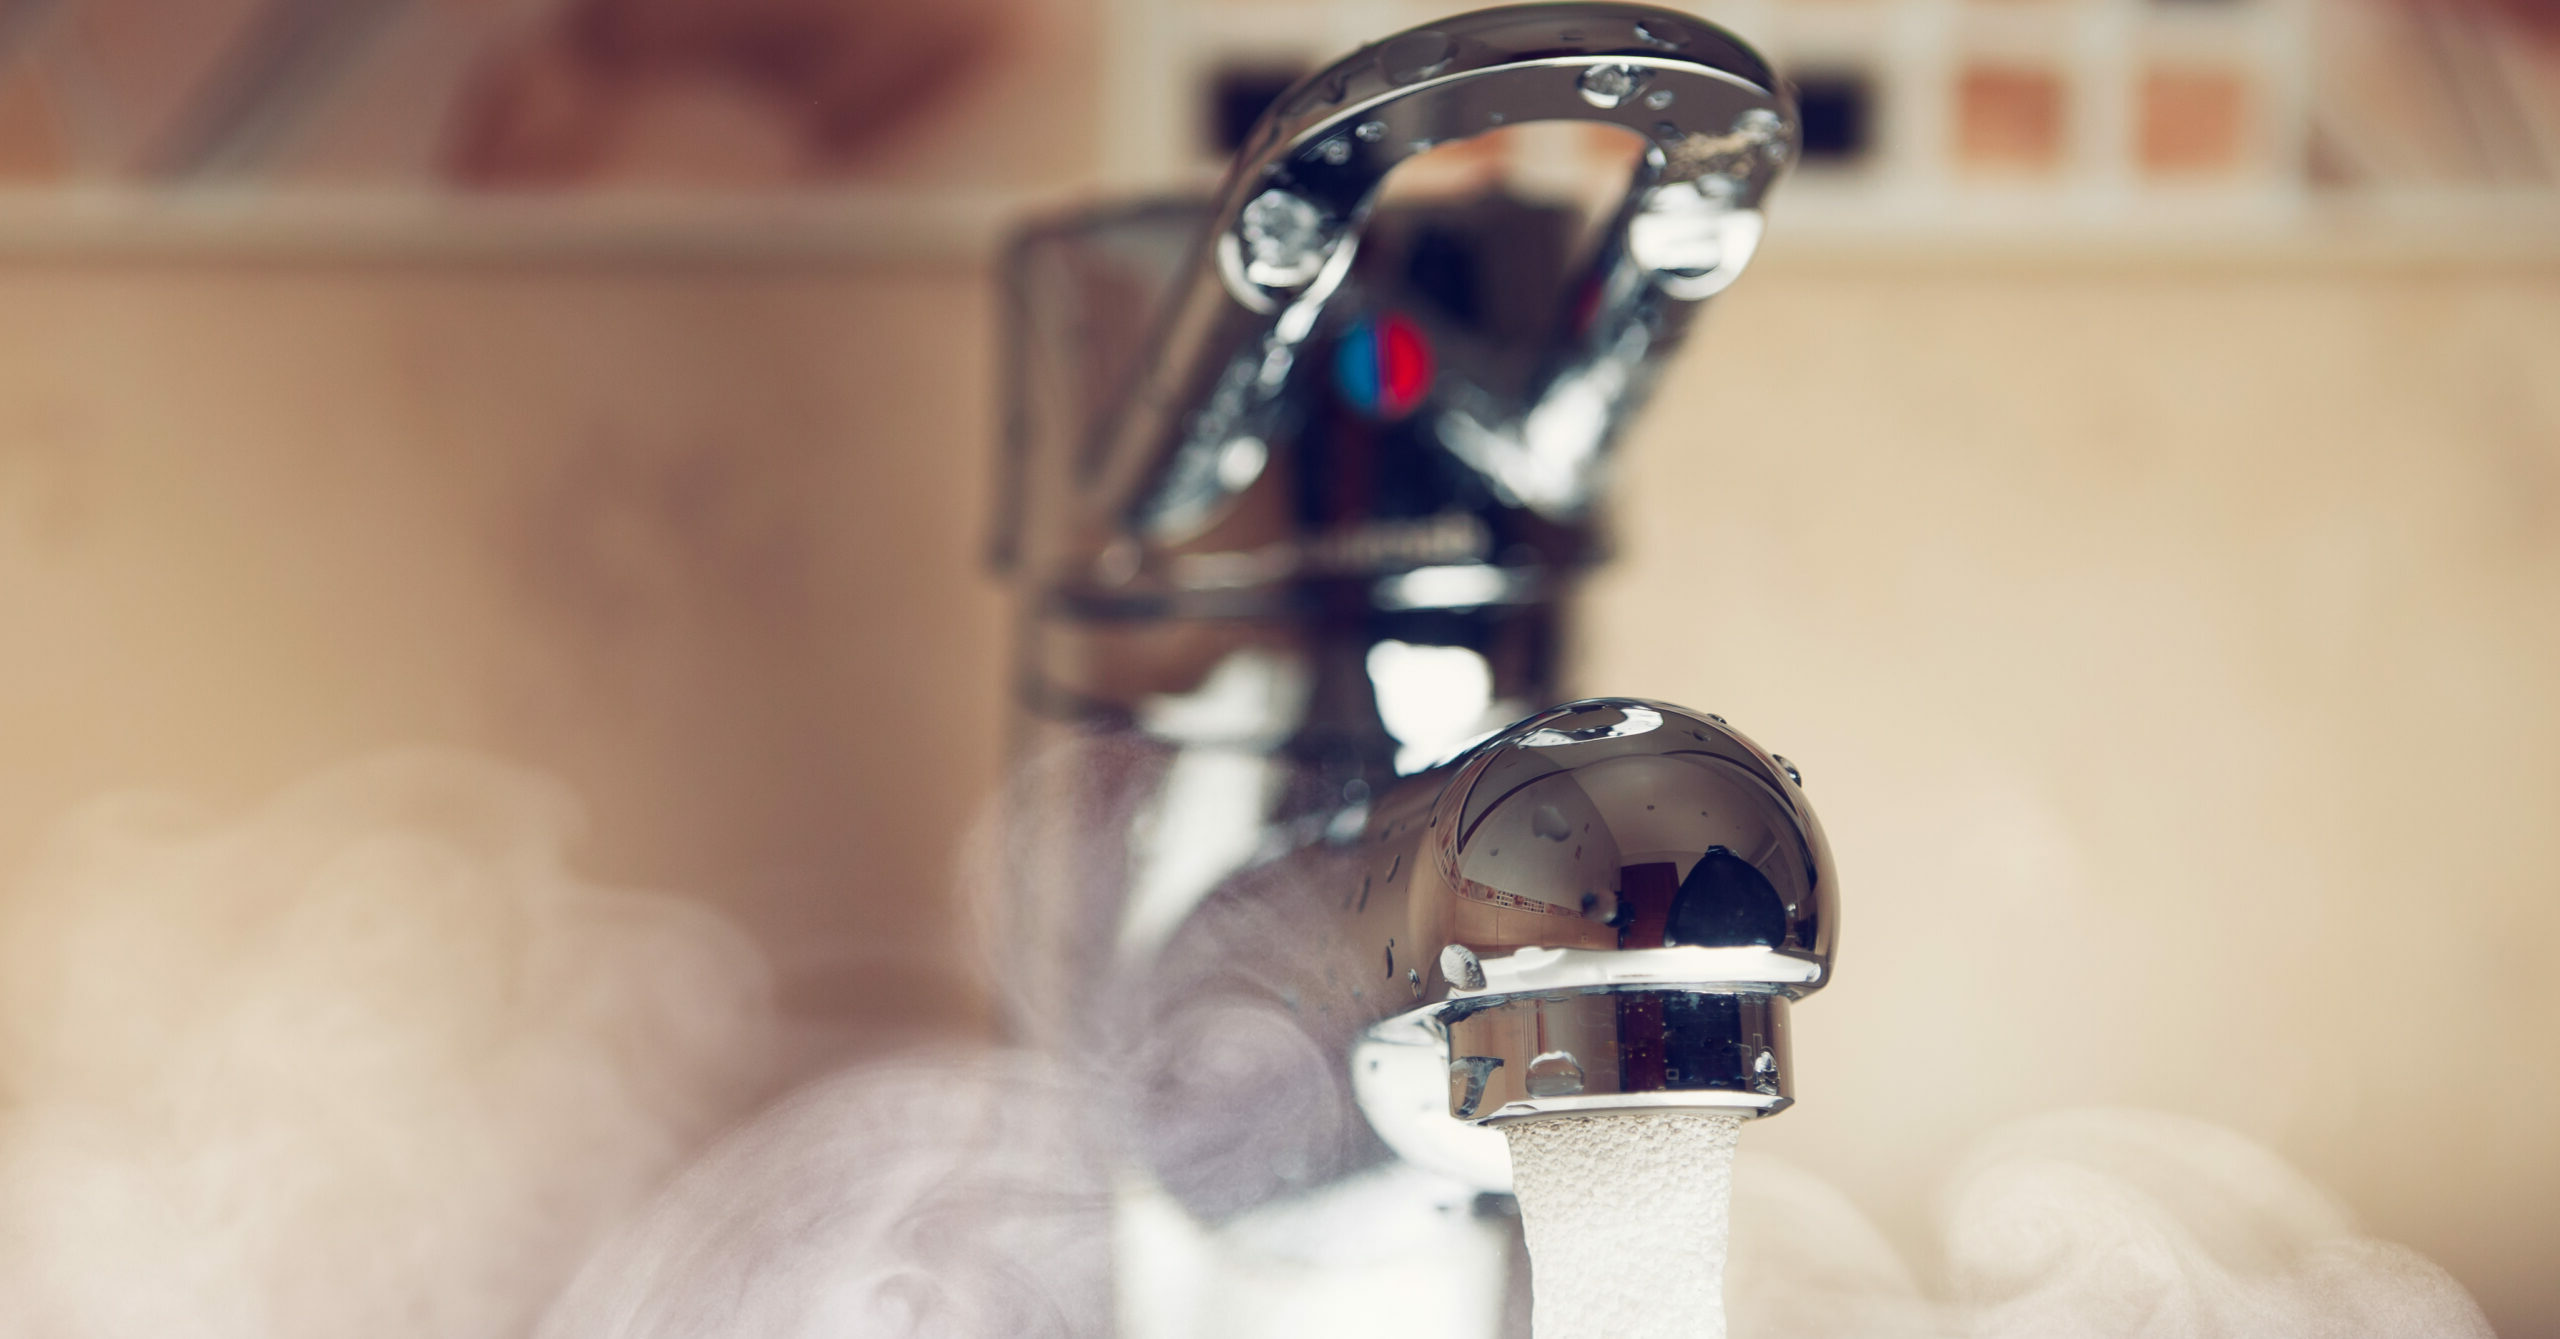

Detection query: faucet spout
xmin=1133 ymin=699 xmax=1837 ymax=1212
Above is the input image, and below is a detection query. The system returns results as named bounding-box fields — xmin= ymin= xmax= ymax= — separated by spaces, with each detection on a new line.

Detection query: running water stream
xmin=1504 ymin=1112 xmax=1746 ymax=1339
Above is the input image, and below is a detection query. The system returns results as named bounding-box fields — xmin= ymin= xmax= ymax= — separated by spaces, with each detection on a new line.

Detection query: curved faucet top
xmin=1069 ymin=5 xmax=1799 ymax=601
xmin=1203 ymin=3 xmax=1792 ymax=313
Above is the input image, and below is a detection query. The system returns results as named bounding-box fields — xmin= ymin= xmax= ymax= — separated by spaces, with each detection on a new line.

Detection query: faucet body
xmin=1000 ymin=4 xmax=1795 ymax=600
xmin=993 ymin=3 xmax=1797 ymax=1030
xmin=987 ymin=8 xmax=1806 ymax=1333
xmin=1065 ymin=4 xmax=1790 ymax=572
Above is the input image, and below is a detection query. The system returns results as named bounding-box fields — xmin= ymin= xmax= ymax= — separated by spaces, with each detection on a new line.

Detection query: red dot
xmin=1377 ymin=314 xmax=1434 ymax=418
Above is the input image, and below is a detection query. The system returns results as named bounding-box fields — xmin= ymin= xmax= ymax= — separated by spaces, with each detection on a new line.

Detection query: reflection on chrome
xmin=1367 ymin=640 xmax=1500 ymax=774
xmin=990 ymin=6 xmax=1801 ymax=1334
xmin=1516 ymin=702 xmax=1664 ymax=747
xmin=1135 ymin=699 xmax=1835 ymax=1215
xmin=1370 ymin=563 xmax=1522 ymax=612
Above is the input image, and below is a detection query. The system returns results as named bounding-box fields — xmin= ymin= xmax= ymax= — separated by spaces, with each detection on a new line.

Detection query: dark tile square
xmin=1793 ymin=71 xmax=1876 ymax=164
xmin=1204 ymin=65 xmax=1309 ymax=155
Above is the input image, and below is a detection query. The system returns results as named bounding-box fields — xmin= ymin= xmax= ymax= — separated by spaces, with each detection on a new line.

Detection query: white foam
xmin=1505 ymin=1112 xmax=1746 ymax=1339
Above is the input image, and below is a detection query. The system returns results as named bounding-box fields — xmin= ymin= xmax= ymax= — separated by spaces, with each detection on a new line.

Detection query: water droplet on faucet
xmin=1577 ymin=63 xmax=1647 ymax=109
xmin=1282 ymin=66 xmax=1353 ymax=116
xmin=1440 ymin=943 xmax=1486 ymax=990
xmin=1354 ymin=120 xmax=1387 ymax=142
xmin=1773 ymin=755 xmax=1802 ymax=785
xmin=1645 ymin=88 xmax=1675 ymax=109
xmin=1635 ymin=17 xmax=1690 ymax=49
xmin=1238 ymin=189 xmax=1328 ymax=283
xmin=1380 ymin=30 xmax=1456 ymax=84
xmin=1525 ymin=1050 xmax=1586 ymax=1097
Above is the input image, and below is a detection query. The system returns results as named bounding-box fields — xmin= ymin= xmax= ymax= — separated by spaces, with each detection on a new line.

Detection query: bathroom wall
xmin=0 ymin=256 xmax=1010 ymax=1033
xmin=1 ymin=241 xmax=2551 ymax=1332
xmin=1589 ymin=245 xmax=2560 ymax=1335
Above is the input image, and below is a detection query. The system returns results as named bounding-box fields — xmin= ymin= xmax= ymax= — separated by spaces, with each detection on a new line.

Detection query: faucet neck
xmin=1013 ymin=585 xmax=1577 ymax=777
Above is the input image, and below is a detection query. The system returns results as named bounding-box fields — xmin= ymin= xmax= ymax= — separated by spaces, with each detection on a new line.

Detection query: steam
xmin=529 ymin=1075 xmax=2488 ymax=1339
xmin=537 ymin=1052 xmax=1111 ymax=1339
xmin=0 ymin=753 xmax=2493 ymax=1339
xmin=958 ymin=728 xmax=1168 ymax=1047
xmin=0 ymin=753 xmax=780 ymax=1339
xmin=1727 ymin=1108 xmax=2494 ymax=1339
xmin=548 ymin=1089 xmax=2494 ymax=1339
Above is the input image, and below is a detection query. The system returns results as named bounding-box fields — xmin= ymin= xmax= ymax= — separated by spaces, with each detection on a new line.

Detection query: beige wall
xmin=1590 ymin=250 xmax=2560 ymax=1335
xmin=0 ymin=257 xmax=1009 ymax=1028
xmin=0 ymin=248 xmax=2552 ymax=1331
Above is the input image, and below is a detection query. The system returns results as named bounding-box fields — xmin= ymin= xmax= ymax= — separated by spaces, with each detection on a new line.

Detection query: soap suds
xmin=1505 ymin=1112 xmax=1746 ymax=1339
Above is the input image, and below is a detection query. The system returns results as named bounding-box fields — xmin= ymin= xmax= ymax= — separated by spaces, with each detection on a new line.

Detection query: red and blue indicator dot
xmin=1332 ymin=312 xmax=1435 ymax=421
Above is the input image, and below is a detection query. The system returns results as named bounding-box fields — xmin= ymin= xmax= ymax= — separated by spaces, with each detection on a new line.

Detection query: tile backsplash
xmin=0 ymin=0 xmax=2546 ymax=246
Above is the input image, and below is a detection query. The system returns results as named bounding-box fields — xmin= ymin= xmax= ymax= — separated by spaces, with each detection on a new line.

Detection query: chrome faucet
xmin=990 ymin=8 xmax=1806 ymax=1332
xmin=1131 ymin=698 xmax=1834 ymax=1216
xmin=994 ymin=0 xmax=1799 ymax=1016
xmin=1068 ymin=5 xmax=1792 ymax=570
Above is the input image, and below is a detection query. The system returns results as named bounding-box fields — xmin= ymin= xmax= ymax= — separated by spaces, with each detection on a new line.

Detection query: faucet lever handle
xmin=1216 ymin=3 xmax=1797 ymax=313
xmin=1087 ymin=4 xmax=1797 ymax=576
